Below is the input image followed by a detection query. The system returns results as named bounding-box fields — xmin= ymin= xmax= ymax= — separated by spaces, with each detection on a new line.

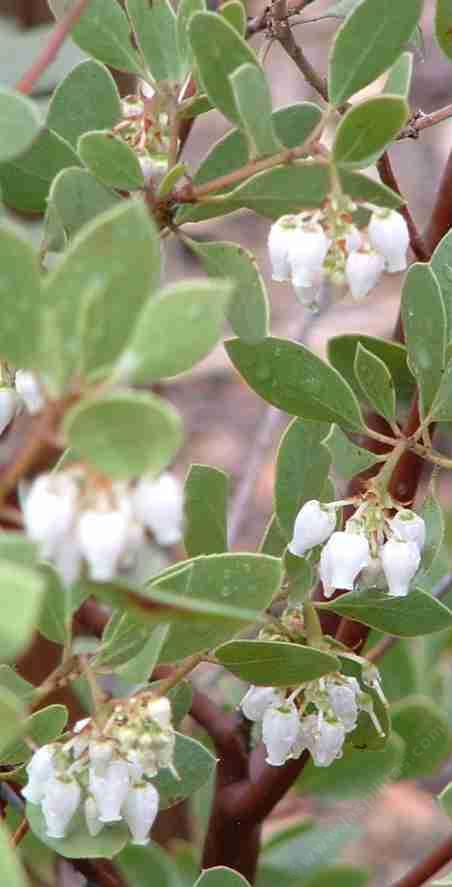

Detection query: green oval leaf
xmin=319 ymin=588 xmax=452 ymax=637
xmin=0 ymin=820 xmax=28 ymax=887
xmin=431 ymin=229 xmax=452 ymax=341
xmin=0 ymin=88 xmax=41 ymax=163
xmin=391 ymin=695 xmax=450 ymax=779
xmin=333 ymin=96 xmax=409 ymax=168
xmin=323 ymin=425 xmax=379 ymax=482
xmin=0 ymin=128 xmax=80 ymax=214
xmin=184 ymin=464 xmax=229 ymax=557
xmin=215 ymin=639 xmax=340 ymax=685
xmin=64 ymin=391 xmax=183 ymax=480
xmin=44 ymin=167 xmax=120 ymax=251
xmin=154 ymin=732 xmax=216 ymax=808
xmin=328 ymin=0 xmax=423 ymax=106
xmin=0 ymin=561 xmax=45 ymax=661
xmin=384 ymin=52 xmax=413 ymax=98
xmin=338 ymin=169 xmax=404 ymax=209
xmin=275 ymin=419 xmax=331 ymax=540
xmin=436 ymin=0 xmax=452 ymax=62
xmin=78 ymin=131 xmax=144 ymax=190
xmin=0 ymin=223 xmax=42 ymax=368
xmin=226 ymin=337 xmax=365 ymax=430
xmin=187 ymin=238 xmax=269 ymax=343
xmin=49 ymin=0 xmax=144 ymax=75
xmin=189 ymin=11 xmax=260 ymax=124
xmin=127 ymin=0 xmax=182 ymax=82
xmin=1 ymin=705 xmax=68 ymax=766
xmin=195 ymin=869 xmax=251 ymax=887
xmin=230 ymin=63 xmax=282 ymax=159
xmin=401 ymin=263 xmax=447 ymax=420
xmin=327 ymin=334 xmax=414 ymax=402
xmin=47 ymin=60 xmax=121 ymax=148
xmin=120 ymin=280 xmax=231 ymax=382
xmin=354 ymin=342 xmax=396 ymax=423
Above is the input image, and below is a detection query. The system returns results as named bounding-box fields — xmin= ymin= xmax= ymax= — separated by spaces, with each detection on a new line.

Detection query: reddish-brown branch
xmin=391 ymin=833 xmax=452 ymax=887
xmin=425 ymin=148 xmax=452 ymax=255
xmin=377 ymin=153 xmax=430 ymax=263
xmin=11 ymin=817 xmax=29 ymax=847
xmin=15 ymin=0 xmax=92 ymax=96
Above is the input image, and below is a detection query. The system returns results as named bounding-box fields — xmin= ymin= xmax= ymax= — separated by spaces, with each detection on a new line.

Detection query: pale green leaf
xmin=323 ymin=424 xmax=379 ymax=481
xmin=47 ymin=60 xmax=121 ymax=148
xmin=0 ymin=562 xmax=45 ymax=660
xmin=431 ymin=359 xmax=452 ymax=421
xmin=319 ymin=588 xmax=452 ymax=637
xmin=329 ymin=0 xmax=423 ymax=105
xmin=177 ymin=0 xmax=206 ymax=75
xmin=120 ymin=280 xmax=230 ymax=382
xmin=220 ymin=1 xmax=247 ymax=34
xmin=384 ymin=52 xmax=413 ymax=97
xmin=127 ymin=0 xmax=182 ymax=82
xmin=226 ymin=337 xmax=365 ymax=430
xmin=338 ymin=169 xmax=404 ymax=209
xmin=0 ymin=88 xmax=41 ymax=163
xmin=333 ymin=96 xmax=408 ymax=168
xmin=184 ymin=464 xmax=229 ymax=557
xmin=328 ymin=334 xmax=414 ymax=402
xmin=401 ymin=263 xmax=447 ymax=420
xmin=49 ymin=0 xmax=144 ymax=75
xmin=275 ymin=419 xmax=331 ymax=539
xmin=436 ymin=0 xmax=452 ymax=62
xmin=153 ymin=733 xmax=216 ymax=808
xmin=187 ymin=238 xmax=269 ymax=342
xmin=64 ymin=390 xmax=183 ymax=480
xmin=189 ymin=11 xmax=260 ymax=124
xmin=391 ymin=695 xmax=450 ymax=779
xmin=354 ymin=342 xmax=396 ymax=422
xmin=196 ymin=869 xmax=251 ymax=887
xmin=215 ymin=639 xmax=339 ymax=685
xmin=230 ymin=63 xmax=282 ymax=158
xmin=0 ymin=223 xmax=42 ymax=368
xmin=44 ymin=167 xmax=119 ymax=251
xmin=78 ymin=131 xmax=144 ymax=190
xmin=0 ymin=128 xmax=80 ymax=214
xmin=0 ymin=820 xmax=28 ymax=887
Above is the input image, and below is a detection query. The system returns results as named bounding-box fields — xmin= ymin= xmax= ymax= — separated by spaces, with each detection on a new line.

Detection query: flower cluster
xmin=241 ymin=669 xmax=385 ymax=767
xmin=268 ymin=201 xmax=409 ymax=310
xmin=117 ymin=79 xmax=170 ymax=187
xmin=23 ymin=695 xmax=175 ymax=845
xmin=23 ymin=465 xmax=183 ymax=586
xmin=0 ymin=369 xmax=45 ymax=437
xmin=289 ymin=499 xmax=425 ymax=597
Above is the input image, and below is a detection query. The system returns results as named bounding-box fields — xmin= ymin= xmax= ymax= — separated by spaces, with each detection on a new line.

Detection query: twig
xmin=246 ymin=0 xmax=308 ymax=37
xmin=15 ymin=0 xmax=92 ymax=96
xmin=391 ymin=833 xmax=452 ymax=887
xmin=11 ymin=817 xmax=29 ymax=847
xmin=271 ymin=5 xmax=328 ymax=103
xmin=398 ymin=103 xmax=452 ymax=140
xmin=377 ymin=153 xmax=430 ymax=263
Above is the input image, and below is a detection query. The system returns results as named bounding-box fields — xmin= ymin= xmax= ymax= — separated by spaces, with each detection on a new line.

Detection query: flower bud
xmin=268 ymin=216 xmax=298 ymax=281
xmin=41 ymin=776 xmax=81 ymax=838
xmin=241 ymin=685 xmax=285 ymax=722
xmin=319 ymin=531 xmax=370 ymax=597
xmin=122 ymin=782 xmax=159 ymax=845
xmin=311 ymin=718 xmax=345 ymax=767
xmin=345 ymin=250 xmax=385 ymax=300
xmin=146 ymin=697 xmax=172 ymax=729
xmin=368 ymin=209 xmax=409 ymax=273
xmin=23 ymin=473 xmax=78 ymax=560
xmin=133 ymin=473 xmax=183 ymax=547
xmin=15 ymin=370 xmax=45 ymax=415
xmin=0 ymin=387 xmax=17 ymax=435
xmin=262 ymin=702 xmax=301 ymax=766
xmin=288 ymin=223 xmax=330 ymax=289
xmin=22 ymin=745 xmax=56 ymax=803
xmin=77 ymin=509 xmax=129 ymax=582
xmin=389 ymin=509 xmax=425 ymax=551
xmin=89 ymin=759 xmax=130 ymax=823
xmin=380 ymin=538 xmax=420 ymax=597
xmin=84 ymin=796 xmax=104 ymax=837
xmin=326 ymin=676 xmax=360 ymax=733
xmin=289 ymin=500 xmax=336 ymax=557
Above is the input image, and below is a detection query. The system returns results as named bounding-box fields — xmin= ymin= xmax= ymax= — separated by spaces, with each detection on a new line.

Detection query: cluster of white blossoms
xmin=241 ymin=667 xmax=385 ymax=767
xmin=0 ymin=370 xmax=46 ymax=436
xmin=23 ymin=696 xmax=175 ymax=845
xmin=289 ymin=498 xmax=425 ymax=598
xmin=268 ymin=201 xmax=409 ymax=309
xmin=23 ymin=465 xmax=183 ymax=586
xmin=118 ymin=79 xmax=169 ymax=187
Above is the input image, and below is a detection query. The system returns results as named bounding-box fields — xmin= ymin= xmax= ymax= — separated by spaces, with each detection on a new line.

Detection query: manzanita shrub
xmin=3 ymin=0 xmax=452 ymax=885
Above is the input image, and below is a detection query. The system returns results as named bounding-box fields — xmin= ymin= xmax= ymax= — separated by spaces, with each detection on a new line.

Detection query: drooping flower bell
xmin=268 ymin=216 xmax=298 ymax=281
xmin=289 ymin=500 xmax=336 ymax=557
xmin=41 ymin=775 xmax=81 ymax=839
xmin=288 ymin=222 xmax=330 ymax=289
xmin=319 ymin=531 xmax=370 ymax=597
xmin=380 ymin=538 xmax=420 ymax=597
xmin=262 ymin=702 xmax=301 ymax=766
xmin=15 ymin=370 xmax=45 ymax=415
xmin=293 ymin=713 xmax=345 ymax=767
xmin=367 ymin=209 xmax=409 ymax=273
xmin=89 ymin=758 xmax=131 ymax=823
xmin=23 ymin=473 xmax=79 ymax=560
xmin=326 ymin=676 xmax=360 ymax=733
xmin=345 ymin=249 xmax=385 ymax=301
xmin=241 ymin=685 xmax=285 ymax=722
xmin=122 ymin=782 xmax=159 ymax=845
xmin=77 ymin=508 xmax=130 ymax=582
xmin=389 ymin=510 xmax=425 ymax=551
xmin=0 ymin=387 xmax=17 ymax=435
xmin=133 ymin=472 xmax=183 ymax=546
xmin=22 ymin=745 xmax=56 ymax=804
